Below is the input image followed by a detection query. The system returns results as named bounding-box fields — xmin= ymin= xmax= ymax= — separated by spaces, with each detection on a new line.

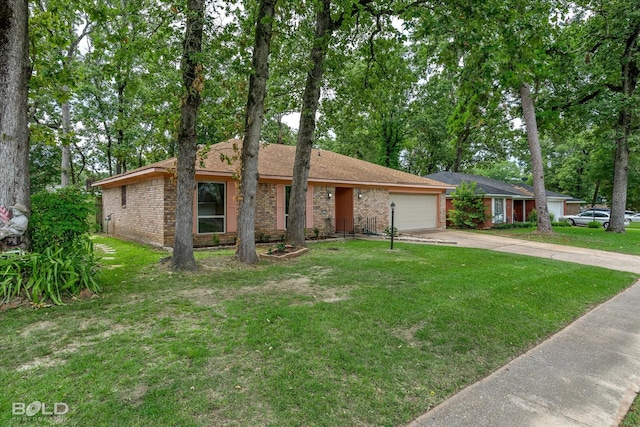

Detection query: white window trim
xmin=492 ymin=197 xmax=506 ymax=224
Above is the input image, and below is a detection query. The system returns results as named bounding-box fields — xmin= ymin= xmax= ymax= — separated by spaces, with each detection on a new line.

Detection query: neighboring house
xmin=93 ymin=139 xmax=453 ymax=248
xmin=425 ymin=171 xmax=577 ymax=228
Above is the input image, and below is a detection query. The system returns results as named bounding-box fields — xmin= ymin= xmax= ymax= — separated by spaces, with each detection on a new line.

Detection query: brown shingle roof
xmin=95 ymin=139 xmax=452 ymax=190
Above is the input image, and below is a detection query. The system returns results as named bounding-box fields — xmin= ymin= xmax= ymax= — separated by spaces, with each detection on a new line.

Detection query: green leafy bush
xmin=449 ymin=181 xmax=488 ymax=229
xmin=552 ymin=221 xmax=572 ymax=227
xmin=527 ymin=210 xmax=555 ymax=223
xmin=383 ymin=226 xmax=398 ymax=237
xmin=0 ymin=240 xmax=100 ymax=305
xmin=492 ymin=222 xmax=535 ymax=230
xmin=30 ymin=187 xmax=94 ymax=253
xmin=587 ymin=221 xmax=602 ymax=228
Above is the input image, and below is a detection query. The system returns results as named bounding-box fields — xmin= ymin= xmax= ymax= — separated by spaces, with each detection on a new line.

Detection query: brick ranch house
xmin=93 ymin=139 xmax=453 ymax=248
xmin=425 ymin=171 xmax=581 ymax=228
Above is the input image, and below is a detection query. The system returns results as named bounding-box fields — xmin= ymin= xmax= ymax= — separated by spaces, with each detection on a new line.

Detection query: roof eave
xmin=92 ymin=167 xmax=169 ymax=188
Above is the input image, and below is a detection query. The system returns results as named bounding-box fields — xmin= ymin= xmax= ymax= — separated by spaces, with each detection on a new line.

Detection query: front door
xmin=335 ymin=188 xmax=354 ymax=232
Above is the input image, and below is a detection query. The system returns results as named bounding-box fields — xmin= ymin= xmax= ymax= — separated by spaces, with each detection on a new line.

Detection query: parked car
xmin=559 ymin=211 xmax=630 ymax=228
xmin=580 ymin=208 xmax=609 ymax=213
xmin=629 ymin=213 xmax=640 ymax=222
xmin=580 ymin=208 xmax=635 ymax=221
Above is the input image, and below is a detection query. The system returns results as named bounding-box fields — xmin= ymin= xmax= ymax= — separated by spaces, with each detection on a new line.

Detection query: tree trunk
xmin=590 ymin=180 xmax=600 ymax=207
xmin=171 ymin=0 xmax=204 ymax=271
xmin=608 ymin=111 xmax=631 ymax=232
xmin=116 ymin=80 xmax=126 ymax=174
xmin=0 ymin=0 xmax=30 ymax=209
xmin=608 ymin=32 xmax=638 ymax=233
xmin=519 ymin=82 xmax=551 ymax=233
xmin=236 ymin=0 xmax=277 ymax=264
xmin=285 ymin=0 xmax=333 ymax=247
xmin=60 ymin=26 xmax=89 ymax=188
xmin=61 ymin=89 xmax=71 ymax=187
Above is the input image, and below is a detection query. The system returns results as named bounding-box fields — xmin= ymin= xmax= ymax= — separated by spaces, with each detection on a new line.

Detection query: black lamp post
xmin=390 ymin=201 xmax=396 ymax=250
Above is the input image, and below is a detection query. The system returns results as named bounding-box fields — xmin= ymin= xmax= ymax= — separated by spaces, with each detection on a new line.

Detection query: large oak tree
xmin=172 ymin=0 xmax=205 ymax=271
xmin=236 ymin=0 xmax=278 ymax=264
xmin=0 ymin=0 xmax=30 ymax=209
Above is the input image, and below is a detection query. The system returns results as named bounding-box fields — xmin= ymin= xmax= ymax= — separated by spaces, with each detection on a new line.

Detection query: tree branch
xmin=550 ymin=89 xmax=602 ymax=111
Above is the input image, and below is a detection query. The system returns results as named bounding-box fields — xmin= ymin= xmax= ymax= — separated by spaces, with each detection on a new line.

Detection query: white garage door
xmin=390 ymin=193 xmax=438 ymax=230
xmin=548 ymin=201 xmax=564 ymax=221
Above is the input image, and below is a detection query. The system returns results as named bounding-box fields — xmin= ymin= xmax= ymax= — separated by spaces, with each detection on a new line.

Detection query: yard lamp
xmin=390 ymin=202 xmax=396 ymax=250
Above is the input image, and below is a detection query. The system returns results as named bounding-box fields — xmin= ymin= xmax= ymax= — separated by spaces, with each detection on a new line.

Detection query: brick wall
xmin=102 ymin=178 xmax=166 ymax=247
xmin=439 ymin=193 xmax=447 ymax=228
xmin=164 ymin=178 xmax=176 ymax=247
xmin=255 ymin=183 xmax=277 ymax=232
xmin=312 ymin=185 xmax=335 ymax=235
xmin=311 ymin=186 xmax=391 ymax=235
xmin=353 ymin=188 xmax=389 ymax=233
xmin=102 ymin=177 xmax=441 ymax=247
xmin=565 ymin=202 xmax=581 ymax=216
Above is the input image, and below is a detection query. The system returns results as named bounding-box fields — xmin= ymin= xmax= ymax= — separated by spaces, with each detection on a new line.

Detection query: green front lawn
xmin=1 ymin=236 xmax=637 ymax=426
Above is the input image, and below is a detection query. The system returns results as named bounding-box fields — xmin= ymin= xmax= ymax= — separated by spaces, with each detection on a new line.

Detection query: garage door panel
xmin=548 ymin=201 xmax=564 ymax=221
xmin=390 ymin=194 xmax=437 ymax=230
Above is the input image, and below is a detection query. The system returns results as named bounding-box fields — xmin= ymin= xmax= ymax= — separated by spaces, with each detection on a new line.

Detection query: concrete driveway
xmin=404 ymin=229 xmax=640 ymax=275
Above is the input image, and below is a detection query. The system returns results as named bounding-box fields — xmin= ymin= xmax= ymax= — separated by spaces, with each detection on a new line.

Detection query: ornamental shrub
xmin=527 ymin=209 xmax=554 ymax=224
xmin=0 ymin=187 xmax=100 ymax=305
xmin=30 ymin=187 xmax=94 ymax=253
xmin=449 ymin=181 xmax=488 ymax=229
xmin=0 ymin=240 xmax=100 ymax=305
xmin=383 ymin=226 xmax=398 ymax=237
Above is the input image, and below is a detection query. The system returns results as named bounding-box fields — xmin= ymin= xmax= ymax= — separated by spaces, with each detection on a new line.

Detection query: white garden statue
xmin=0 ymin=203 xmax=29 ymax=241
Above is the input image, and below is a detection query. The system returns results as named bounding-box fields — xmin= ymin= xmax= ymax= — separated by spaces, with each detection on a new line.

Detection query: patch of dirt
xmin=19 ymin=320 xmax=58 ymax=337
xmin=392 ymin=322 xmax=427 ymax=348
xmin=175 ymin=273 xmax=350 ymax=307
xmin=176 ymin=288 xmax=223 ymax=308
xmin=0 ymin=297 xmax=27 ymax=312
xmin=198 ymin=255 xmax=248 ymax=271
xmin=16 ymin=319 xmax=131 ymax=372
xmin=121 ymin=384 xmax=149 ymax=407
xmin=16 ymin=356 xmax=61 ymax=372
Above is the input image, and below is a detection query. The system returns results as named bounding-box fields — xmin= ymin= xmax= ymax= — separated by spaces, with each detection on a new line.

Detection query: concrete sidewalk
xmin=402 ymin=230 xmax=640 ymax=427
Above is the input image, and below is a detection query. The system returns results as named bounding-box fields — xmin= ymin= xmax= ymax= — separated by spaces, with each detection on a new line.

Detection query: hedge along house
xmin=93 ymin=139 xmax=453 ymax=248
xmin=425 ymin=171 xmax=576 ymax=228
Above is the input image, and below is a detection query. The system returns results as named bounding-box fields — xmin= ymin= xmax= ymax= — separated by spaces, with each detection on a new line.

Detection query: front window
xmin=493 ymin=198 xmax=505 ymax=223
xmin=197 ymin=182 xmax=225 ymax=233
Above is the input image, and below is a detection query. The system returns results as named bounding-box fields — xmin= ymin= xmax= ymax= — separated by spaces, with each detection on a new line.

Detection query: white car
xmin=629 ymin=213 xmax=640 ymax=222
xmin=560 ymin=211 xmax=630 ymax=228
